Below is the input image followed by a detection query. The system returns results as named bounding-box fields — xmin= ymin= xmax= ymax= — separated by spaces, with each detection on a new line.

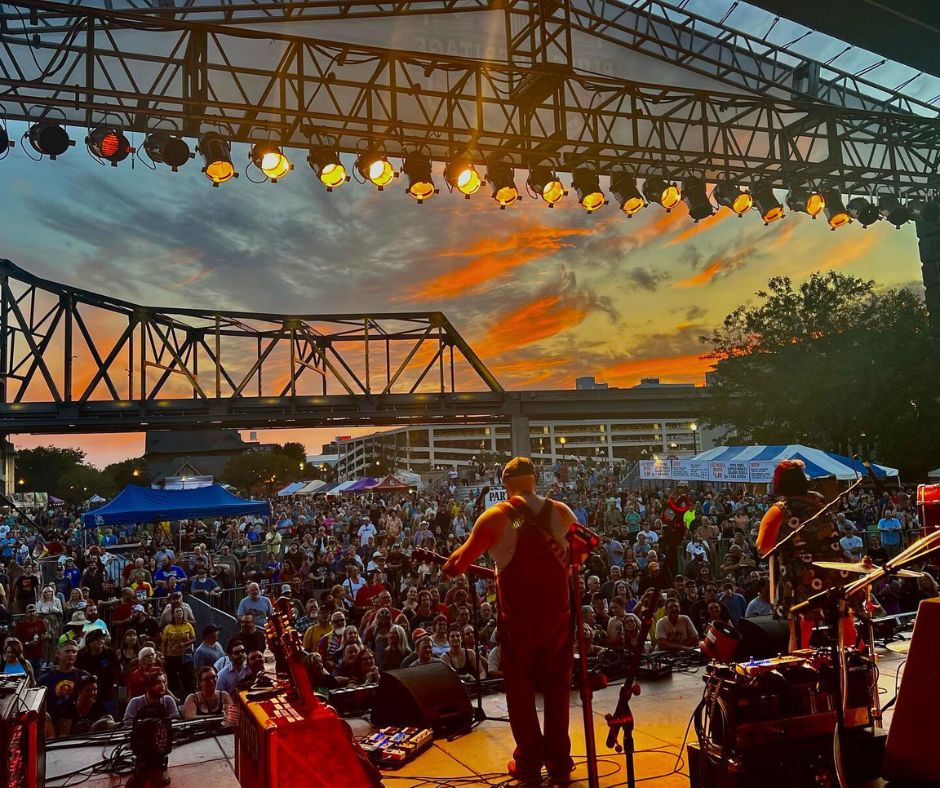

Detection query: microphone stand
xmin=467 ymin=573 xmax=509 ymax=728
xmin=569 ymin=525 xmax=602 ymax=788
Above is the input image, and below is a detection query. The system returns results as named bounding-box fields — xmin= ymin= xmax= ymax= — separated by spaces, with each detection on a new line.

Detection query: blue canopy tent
xmin=82 ymin=484 xmax=270 ymax=528
xmin=691 ymin=445 xmax=898 ymax=481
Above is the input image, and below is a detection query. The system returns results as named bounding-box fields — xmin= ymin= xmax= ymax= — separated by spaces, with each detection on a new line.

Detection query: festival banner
xmin=708 ymin=461 xmax=727 ymax=482
xmin=639 ymin=460 xmax=654 ymax=480
xmin=671 ymin=459 xmax=692 ymax=480
xmin=652 ymin=459 xmax=672 ymax=479
xmin=725 ymin=461 xmax=750 ymax=483
xmin=749 ymin=461 xmax=777 ymax=484
xmin=689 ymin=461 xmax=710 ymax=481
xmin=485 ymin=487 xmax=508 ymax=507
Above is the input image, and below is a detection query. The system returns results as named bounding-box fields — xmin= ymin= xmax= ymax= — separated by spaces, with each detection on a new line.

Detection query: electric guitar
xmin=412 ymin=547 xmax=495 ymax=580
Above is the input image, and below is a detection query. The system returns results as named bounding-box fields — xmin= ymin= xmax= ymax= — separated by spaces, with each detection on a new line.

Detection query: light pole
xmin=559 ymin=435 xmax=566 ymax=463
xmin=689 ymin=423 xmax=698 ymax=455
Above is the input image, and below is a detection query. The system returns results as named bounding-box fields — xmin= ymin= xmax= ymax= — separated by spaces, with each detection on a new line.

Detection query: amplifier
xmin=234 ymin=687 xmax=382 ymax=788
xmin=0 ymin=674 xmax=45 ymax=788
xmin=328 ymin=685 xmax=377 ymax=717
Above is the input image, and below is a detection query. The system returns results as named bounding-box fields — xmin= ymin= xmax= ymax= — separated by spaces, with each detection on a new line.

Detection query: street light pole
xmin=690 ymin=423 xmax=698 ymax=455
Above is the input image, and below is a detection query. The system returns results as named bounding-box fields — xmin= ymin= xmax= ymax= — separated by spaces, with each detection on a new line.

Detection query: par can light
xmin=86 ymin=127 xmax=132 ymax=166
xmin=27 ymin=122 xmax=73 ymax=159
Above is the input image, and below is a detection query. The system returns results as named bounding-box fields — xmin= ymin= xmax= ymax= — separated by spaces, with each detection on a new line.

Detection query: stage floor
xmin=46 ymin=649 xmax=905 ymax=787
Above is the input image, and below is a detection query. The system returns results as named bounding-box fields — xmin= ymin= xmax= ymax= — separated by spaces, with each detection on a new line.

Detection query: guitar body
xmin=234 ymin=597 xmax=384 ymax=788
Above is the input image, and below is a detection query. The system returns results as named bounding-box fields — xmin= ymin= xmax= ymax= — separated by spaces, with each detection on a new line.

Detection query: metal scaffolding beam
xmin=0 ymin=3 xmax=937 ymax=192
xmin=5 ymin=0 xmax=936 ymax=117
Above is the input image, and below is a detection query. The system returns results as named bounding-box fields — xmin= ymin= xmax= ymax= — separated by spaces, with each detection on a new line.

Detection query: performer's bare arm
xmin=442 ymin=508 xmax=505 ymax=578
xmin=756 ymin=502 xmax=785 ymax=558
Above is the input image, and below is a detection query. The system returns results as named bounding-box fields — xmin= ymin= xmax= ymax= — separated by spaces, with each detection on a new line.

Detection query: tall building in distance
xmin=335 ymin=378 xmax=711 ymax=480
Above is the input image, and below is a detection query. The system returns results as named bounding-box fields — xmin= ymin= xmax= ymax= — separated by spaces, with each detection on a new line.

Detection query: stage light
xmin=356 ymin=149 xmax=395 ymax=189
xmin=714 ymin=179 xmax=753 ymax=217
xmin=847 ymin=197 xmax=881 ymax=228
xmin=0 ymin=126 xmax=10 ymax=159
xmin=682 ymin=175 xmax=714 ymax=222
xmin=250 ymin=142 xmax=292 ymax=181
xmin=752 ymin=181 xmax=784 ymax=224
xmin=610 ymin=170 xmax=644 ymax=216
xmin=642 ymin=176 xmax=681 ymax=211
xmin=86 ymin=127 xmax=132 ymax=166
xmin=444 ymin=156 xmax=482 ymax=197
xmin=572 ymin=169 xmax=606 ymax=213
xmin=877 ymin=195 xmax=909 ymax=228
xmin=403 ymin=152 xmax=437 ymax=203
xmin=909 ymin=197 xmax=940 ymax=224
xmin=27 ymin=122 xmax=73 ymax=159
xmin=786 ymin=185 xmax=825 ymax=218
xmin=822 ymin=188 xmax=851 ymax=229
xmin=527 ymin=165 xmax=565 ymax=206
xmin=198 ymin=132 xmax=236 ymax=186
xmin=143 ymin=132 xmax=191 ymax=171
xmin=308 ymin=148 xmax=348 ymax=191
xmin=487 ymin=160 xmax=519 ymax=208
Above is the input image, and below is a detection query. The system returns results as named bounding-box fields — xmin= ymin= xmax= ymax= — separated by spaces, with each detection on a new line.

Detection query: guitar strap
xmin=498 ymin=496 xmax=570 ymax=572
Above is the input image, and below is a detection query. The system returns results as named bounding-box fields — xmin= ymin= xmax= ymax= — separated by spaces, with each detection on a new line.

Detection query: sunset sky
xmin=0 ymin=3 xmax=931 ymax=468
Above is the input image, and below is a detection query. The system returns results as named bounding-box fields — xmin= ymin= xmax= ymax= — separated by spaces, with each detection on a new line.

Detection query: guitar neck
xmin=413 ymin=548 xmax=495 ymax=580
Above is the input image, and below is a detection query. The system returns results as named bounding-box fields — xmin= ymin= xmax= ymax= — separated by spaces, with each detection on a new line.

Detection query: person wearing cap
xmin=442 ymin=456 xmax=578 ymax=784
xmin=158 ymin=590 xmax=195 ymax=628
xmin=76 ymin=628 xmax=121 ymax=715
xmin=130 ymin=604 xmax=160 ymax=642
xmin=56 ymin=674 xmax=118 ymax=737
xmin=38 ymin=640 xmax=89 ymax=726
xmin=400 ymin=632 xmax=438 ymax=668
xmin=839 ymin=523 xmax=865 ymax=563
xmin=15 ymin=603 xmax=46 ymax=679
xmin=193 ymin=624 xmax=224 ymax=672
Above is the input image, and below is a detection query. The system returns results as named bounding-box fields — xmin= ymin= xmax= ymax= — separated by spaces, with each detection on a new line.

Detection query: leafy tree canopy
xmin=700 ymin=272 xmax=940 ymax=479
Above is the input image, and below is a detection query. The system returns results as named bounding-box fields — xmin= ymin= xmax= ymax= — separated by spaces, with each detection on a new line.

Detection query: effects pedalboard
xmin=358 ymin=726 xmax=434 ymax=769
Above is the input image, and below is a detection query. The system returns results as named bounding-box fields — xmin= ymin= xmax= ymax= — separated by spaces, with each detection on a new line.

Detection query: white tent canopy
xmin=688 ymin=444 xmax=898 ymax=482
xmin=928 ymin=467 xmax=940 ymax=480
xmin=295 ymin=479 xmax=328 ymax=495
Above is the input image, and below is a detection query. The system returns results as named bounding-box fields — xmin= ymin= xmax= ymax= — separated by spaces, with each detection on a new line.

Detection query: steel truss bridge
xmin=0 ymin=260 xmax=706 ymax=449
xmin=0 ymin=0 xmax=938 ymax=357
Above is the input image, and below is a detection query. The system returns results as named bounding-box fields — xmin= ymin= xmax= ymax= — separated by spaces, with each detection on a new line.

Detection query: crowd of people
xmin=0 ymin=460 xmax=934 ymax=746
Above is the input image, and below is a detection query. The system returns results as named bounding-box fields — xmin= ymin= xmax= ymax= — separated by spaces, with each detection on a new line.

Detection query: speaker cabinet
xmin=371 ymin=662 xmax=473 ymax=735
xmin=735 ymin=616 xmax=789 ymax=660
xmin=883 ymin=596 xmax=940 ymax=784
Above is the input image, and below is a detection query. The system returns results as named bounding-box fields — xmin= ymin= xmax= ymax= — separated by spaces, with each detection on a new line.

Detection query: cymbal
xmin=887 ymin=640 xmax=911 ymax=654
xmin=812 ymin=560 xmax=924 ymax=578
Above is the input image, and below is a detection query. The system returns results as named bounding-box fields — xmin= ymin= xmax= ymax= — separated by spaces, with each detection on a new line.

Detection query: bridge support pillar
xmin=509 ymin=415 xmax=530 ymax=459
xmin=0 ymin=439 xmax=13 ymax=497
xmin=917 ymin=216 xmax=940 ymax=368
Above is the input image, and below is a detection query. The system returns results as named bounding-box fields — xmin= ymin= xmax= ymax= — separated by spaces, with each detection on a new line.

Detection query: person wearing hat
xmin=59 ymin=611 xmax=89 ymax=649
xmin=442 ymin=456 xmax=579 ymax=784
xmin=15 ymin=603 xmax=46 ymax=679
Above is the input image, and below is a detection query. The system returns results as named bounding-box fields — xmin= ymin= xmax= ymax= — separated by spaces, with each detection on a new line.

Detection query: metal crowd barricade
xmin=186 ymin=594 xmax=237 ymax=648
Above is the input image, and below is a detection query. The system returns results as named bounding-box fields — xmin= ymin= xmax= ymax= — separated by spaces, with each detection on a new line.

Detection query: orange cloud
xmin=409 ymin=223 xmax=593 ymax=301
xmin=817 ymin=233 xmax=878 ymax=271
xmin=601 ymin=353 xmax=713 ymax=387
xmin=676 ymin=261 xmax=724 ymax=288
xmin=480 ymin=295 xmax=588 ymax=356
xmin=766 ymin=219 xmax=795 ymax=251
xmin=665 ymin=210 xmax=733 ymax=246
xmin=488 ymin=356 xmax=571 ymax=388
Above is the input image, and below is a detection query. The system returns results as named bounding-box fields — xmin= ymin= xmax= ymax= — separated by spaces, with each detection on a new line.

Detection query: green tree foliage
xmin=14 ymin=446 xmax=86 ymax=494
xmin=220 ymin=450 xmax=297 ymax=493
xmin=59 ymin=465 xmax=116 ymax=505
xmin=103 ymin=457 xmax=149 ymax=489
xmin=700 ymin=272 xmax=940 ymax=478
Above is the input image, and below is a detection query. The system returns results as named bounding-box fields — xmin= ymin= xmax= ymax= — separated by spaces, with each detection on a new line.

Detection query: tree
xmin=700 ymin=272 xmax=940 ymax=478
xmin=220 ymin=450 xmax=297 ymax=494
xmin=14 ymin=446 xmax=86 ymax=493
xmin=59 ymin=465 xmax=116 ymax=505
xmin=103 ymin=457 xmax=149 ymax=490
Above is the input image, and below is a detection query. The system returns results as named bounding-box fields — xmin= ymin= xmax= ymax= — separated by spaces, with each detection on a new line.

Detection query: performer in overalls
xmin=444 ymin=457 xmax=578 ymax=784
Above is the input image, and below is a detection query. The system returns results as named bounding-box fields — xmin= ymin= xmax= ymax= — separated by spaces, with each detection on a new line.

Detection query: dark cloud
xmin=684 ymin=305 xmax=707 ymax=321
xmin=624 ymin=266 xmax=670 ymax=292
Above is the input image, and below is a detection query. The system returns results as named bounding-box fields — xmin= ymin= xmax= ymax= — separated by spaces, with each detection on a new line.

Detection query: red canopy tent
xmin=369 ymin=474 xmax=412 ymax=491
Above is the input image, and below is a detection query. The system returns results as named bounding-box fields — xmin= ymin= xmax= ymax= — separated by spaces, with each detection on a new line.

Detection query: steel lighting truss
xmin=0 ymin=1 xmax=937 ymax=194
xmin=4 ymin=0 xmax=937 ymax=116
xmin=0 ymin=258 xmax=504 ymax=420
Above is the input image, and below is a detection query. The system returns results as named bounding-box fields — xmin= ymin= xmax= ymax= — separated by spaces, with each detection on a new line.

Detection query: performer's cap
xmin=502 ymin=457 xmax=536 ymax=481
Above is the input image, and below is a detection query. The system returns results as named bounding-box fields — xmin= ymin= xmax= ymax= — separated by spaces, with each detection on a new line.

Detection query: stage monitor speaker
xmin=883 ymin=596 xmax=940 ymax=784
xmin=735 ymin=616 xmax=789 ymax=660
xmin=371 ymin=662 xmax=473 ymax=735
